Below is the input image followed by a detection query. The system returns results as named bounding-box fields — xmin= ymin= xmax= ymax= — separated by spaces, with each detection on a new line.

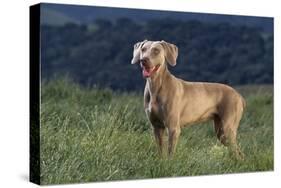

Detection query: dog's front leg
xmin=167 ymin=118 xmax=181 ymax=157
xmin=153 ymin=127 xmax=165 ymax=156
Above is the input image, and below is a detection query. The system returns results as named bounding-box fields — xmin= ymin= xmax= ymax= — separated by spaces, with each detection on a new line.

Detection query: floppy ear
xmin=131 ymin=40 xmax=147 ymax=64
xmin=160 ymin=40 xmax=178 ymax=66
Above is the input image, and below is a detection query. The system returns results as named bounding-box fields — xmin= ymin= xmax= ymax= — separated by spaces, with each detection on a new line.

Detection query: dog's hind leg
xmin=213 ymin=115 xmax=227 ymax=145
xmin=224 ymin=125 xmax=244 ymax=160
xmin=221 ymin=115 xmax=244 ymax=160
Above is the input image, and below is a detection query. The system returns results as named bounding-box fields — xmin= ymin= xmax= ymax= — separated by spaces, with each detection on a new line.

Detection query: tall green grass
xmin=40 ymin=79 xmax=273 ymax=185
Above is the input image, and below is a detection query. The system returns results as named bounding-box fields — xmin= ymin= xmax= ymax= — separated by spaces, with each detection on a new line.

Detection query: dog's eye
xmin=153 ymin=48 xmax=160 ymax=54
xmin=141 ymin=47 xmax=147 ymax=52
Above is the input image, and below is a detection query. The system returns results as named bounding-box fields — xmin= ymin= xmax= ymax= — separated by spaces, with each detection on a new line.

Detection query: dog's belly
xmin=180 ymin=105 xmax=217 ymax=127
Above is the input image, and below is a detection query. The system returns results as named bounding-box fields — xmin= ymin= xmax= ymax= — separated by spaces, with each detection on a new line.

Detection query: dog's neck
xmin=146 ymin=63 xmax=172 ymax=96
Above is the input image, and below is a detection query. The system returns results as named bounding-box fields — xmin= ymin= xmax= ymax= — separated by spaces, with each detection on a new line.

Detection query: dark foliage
xmin=41 ymin=18 xmax=273 ymax=91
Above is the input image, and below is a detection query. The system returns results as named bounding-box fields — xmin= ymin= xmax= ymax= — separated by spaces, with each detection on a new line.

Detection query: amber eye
xmin=141 ymin=47 xmax=147 ymax=52
xmin=153 ymin=48 xmax=160 ymax=54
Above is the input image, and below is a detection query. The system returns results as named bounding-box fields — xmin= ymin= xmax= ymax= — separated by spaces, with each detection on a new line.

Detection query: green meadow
xmin=40 ymin=79 xmax=273 ymax=185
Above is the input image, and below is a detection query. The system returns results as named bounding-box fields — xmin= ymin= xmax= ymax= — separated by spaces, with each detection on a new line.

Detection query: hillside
xmin=41 ymin=3 xmax=273 ymax=32
xmin=41 ymin=18 xmax=273 ymax=91
xmin=41 ymin=7 xmax=80 ymax=26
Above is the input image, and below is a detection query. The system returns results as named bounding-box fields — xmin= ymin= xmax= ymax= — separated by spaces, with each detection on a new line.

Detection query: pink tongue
xmin=142 ymin=68 xmax=153 ymax=77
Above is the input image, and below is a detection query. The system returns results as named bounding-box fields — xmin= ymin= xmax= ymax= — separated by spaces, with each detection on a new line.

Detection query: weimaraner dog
xmin=131 ymin=40 xmax=246 ymax=159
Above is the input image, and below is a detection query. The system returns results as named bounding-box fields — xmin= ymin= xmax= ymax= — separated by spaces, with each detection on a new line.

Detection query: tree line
xmin=41 ymin=18 xmax=273 ymax=91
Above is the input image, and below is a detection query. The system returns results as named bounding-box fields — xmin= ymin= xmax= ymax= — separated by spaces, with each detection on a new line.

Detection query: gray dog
xmin=131 ymin=40 xmax=246 ymax=159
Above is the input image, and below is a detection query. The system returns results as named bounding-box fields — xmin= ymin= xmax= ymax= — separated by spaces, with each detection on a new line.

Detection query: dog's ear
xmin=160 ymin=40 xmax=178 ymax=66
xmin=131 ymin=40 xmax=147 ymax=64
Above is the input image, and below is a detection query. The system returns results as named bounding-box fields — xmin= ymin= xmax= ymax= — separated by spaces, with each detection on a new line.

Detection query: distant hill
xmin=40 ymin=17 xmax=273 ymax=91
xmin=41 ymin=7 xmax=80 ymax=26
xmin=41 ymin=3 xmax=273 ymax=32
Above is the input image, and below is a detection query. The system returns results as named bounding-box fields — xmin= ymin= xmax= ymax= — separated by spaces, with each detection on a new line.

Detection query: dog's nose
xmin=140 ymin=57 xmax=149 ymax=66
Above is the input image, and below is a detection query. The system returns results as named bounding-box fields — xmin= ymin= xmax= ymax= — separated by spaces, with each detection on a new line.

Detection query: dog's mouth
xmin=141 ymin=64 xmax=161 ymax=78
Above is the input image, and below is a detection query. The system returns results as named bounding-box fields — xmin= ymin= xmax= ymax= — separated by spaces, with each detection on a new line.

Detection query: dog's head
xmin=131 ymin=40 xmax=178 ymax=78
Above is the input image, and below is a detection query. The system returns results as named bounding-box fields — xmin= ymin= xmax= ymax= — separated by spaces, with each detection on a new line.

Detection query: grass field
xmin=40 ymin=79 xmax=273 ymax=185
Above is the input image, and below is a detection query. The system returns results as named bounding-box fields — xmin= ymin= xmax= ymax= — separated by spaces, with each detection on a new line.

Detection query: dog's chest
xmin=145 ymin=97 xmax=164 ymax=125
xmin=147 ymin=99 xmax=159 ymax=114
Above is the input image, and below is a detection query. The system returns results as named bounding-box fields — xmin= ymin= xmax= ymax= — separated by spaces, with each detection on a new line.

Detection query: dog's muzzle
xmin=140 ymin=62 xmax=160 ymax=78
